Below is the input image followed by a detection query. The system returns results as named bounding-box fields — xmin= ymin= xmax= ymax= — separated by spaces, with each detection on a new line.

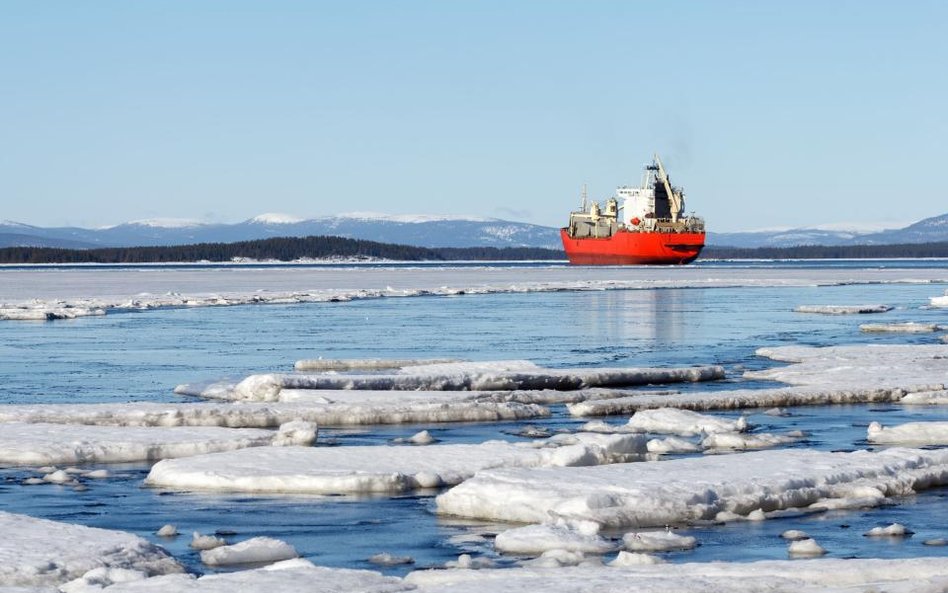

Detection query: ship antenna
xmin=581 ymin=184 xmax=588 ymax=211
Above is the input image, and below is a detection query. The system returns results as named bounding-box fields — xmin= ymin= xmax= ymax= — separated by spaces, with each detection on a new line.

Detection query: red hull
xmin=560 ymin=228 xmax=705 ymax=265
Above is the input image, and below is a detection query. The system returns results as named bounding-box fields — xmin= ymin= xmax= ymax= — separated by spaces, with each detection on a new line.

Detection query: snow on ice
xmin=145 ymin=433 xmax=649 ymax=494
xmin=84 ymin=559 xmax=413 ymax=593
xmin=435 ymin=447 xmax=948 ymax=527
xmin=197 ymin=362 xmax=725 ymax=401
xmin=867 ymin=421 xmax=948 ymax=445
xmin=404 ymin=558 xmax=948 ymax=593
xmin=494 ymin=523 xmax=615 ymax=555
xmin=0 ymin=422 xmax=315 ymax=465
xmin=622 ymin=530 xmax=697 ymax=552
xmin=0 ymin=511 xmax=182 ymax=587
xmin=0 ymin=397 xmax=548 ymax=428
xmin=200 ymin=537 xmax=298 ymax=566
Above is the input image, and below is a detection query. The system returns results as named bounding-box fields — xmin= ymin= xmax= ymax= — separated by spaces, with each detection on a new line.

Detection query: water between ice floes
xmin=0 ymin=273 xmax=947 ymax=575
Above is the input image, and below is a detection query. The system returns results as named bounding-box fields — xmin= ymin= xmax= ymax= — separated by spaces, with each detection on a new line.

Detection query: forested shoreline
xmin=2 ymin=234 xmax=947 ymax=264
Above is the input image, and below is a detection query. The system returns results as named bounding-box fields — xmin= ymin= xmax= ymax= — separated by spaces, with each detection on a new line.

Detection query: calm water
xmin=0 ymin=268 xmax=946 ymax=574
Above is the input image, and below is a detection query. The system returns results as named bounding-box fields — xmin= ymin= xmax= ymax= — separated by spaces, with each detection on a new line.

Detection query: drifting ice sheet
xmin=0 ymin=511 xmax=182 ymax=587
xmin=746 ymin=344 xmax=948 ymax=390
xmin=0 ymin=422 xmax=314 ymax=465
xmin=860 ymin=322 xmax=943 ymax=333
xmin=405 ymin=558 xmax=948 ymax=593
xmin=0 ymin=397 xmax=547 ymax=428
xmin=90 ymin=559 xmax=411 ymax=593
xmin=435 ymin=447 xmax=948 ymax=527
xmin=211 ymin=363 xmax=725 ymax=401
xmin=145 ymin=433 xmax=649 ymax=494
xmin=793 ymin=304 xmax=893 ymax=315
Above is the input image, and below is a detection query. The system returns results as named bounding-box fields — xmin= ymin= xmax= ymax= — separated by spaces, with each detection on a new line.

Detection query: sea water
xmin=0 ymin=263 xmax=946 ymax=575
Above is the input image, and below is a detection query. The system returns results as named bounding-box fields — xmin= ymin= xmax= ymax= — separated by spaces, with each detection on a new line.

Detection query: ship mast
xmin=654 ymin=154 xmax=682 ymax=222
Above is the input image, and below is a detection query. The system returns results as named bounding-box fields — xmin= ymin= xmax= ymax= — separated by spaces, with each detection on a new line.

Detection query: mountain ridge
xmin=1 ymin=212 xmax=946 ymax=250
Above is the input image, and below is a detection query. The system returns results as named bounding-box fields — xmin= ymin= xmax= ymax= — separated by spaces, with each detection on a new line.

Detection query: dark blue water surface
xmin=0 ymin=267 xmax=946 ymax=575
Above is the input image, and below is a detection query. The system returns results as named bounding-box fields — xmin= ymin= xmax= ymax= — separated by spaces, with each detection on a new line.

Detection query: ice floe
xmin=860 ymin=322 xmax=943 ymax=333
xmin=0 ymin=422 xmax=315 ymax=465
xmin=0 ymin=511 xmax=182 ymax=587
xmin=793 ymin=304 xmax=893 ymax=315
xmin=405 ymin=557 xmax=948 ymax=593
xmin=931 ymin=290 xmax=948 ymax=308
xmin=435 ymin=447 xmax=948 ymax=527
xmin=0 ymin=305 xmax=105 ymax=321
xmin=746 ymin=343 xmax=948 ymax=391
xmin=0 ymin=397 xmax=547 ymax=428
xmin=608 ymin=551 xmax=664 ymax=566
xmin=787 ymin=538 xmax=826 ymax=556
xmin=622 ymin=530 xmax=697 ymax=552
xmin=91 ymin=559 xmax=412 ymax=592
xmin=701 ymin=431 xmax=802 ymax=451
xmin=864 ymin=523 xmax=913 ymax=537
xmin=145 ymin=433 xmax=649 ymax=494
xmin=867 ymin=421 xmax=948 ymax=445
xmin=625 ymin=408 xmax=747 ymax=436
xmin=494 ymin=523 xmax=616 ymax=555
xmin=199 ymin=362 xmax=725 ymax=401
xmin=200 ymin=537 xmax=298 ymax=566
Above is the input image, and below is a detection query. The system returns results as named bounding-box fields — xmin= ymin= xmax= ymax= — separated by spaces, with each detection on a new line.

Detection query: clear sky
xmin=2 ymin=1 xmax=945 ymax=231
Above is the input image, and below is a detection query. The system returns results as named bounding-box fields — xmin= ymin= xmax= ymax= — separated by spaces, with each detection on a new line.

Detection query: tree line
xmin=0 ymin=235 xmax=566 ymax=264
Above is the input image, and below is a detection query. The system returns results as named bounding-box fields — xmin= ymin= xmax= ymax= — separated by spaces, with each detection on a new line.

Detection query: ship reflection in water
xmin=575 ymin=288 xmax=702 ymax=355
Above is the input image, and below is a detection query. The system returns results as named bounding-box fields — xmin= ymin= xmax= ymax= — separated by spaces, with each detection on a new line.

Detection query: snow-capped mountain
xmin=0 ymin=213 xmax=562 ymax=249
xmin=708 ymin=213 xmax=948 ymax=248
xmin=1 ymin=212 xmax=945 ymax=250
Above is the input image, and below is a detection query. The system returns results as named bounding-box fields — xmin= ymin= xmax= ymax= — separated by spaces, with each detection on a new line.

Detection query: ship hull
xmin=560 ymin=228 xmax=705 ymax=265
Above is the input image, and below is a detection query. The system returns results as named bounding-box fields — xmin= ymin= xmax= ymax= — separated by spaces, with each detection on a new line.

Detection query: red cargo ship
xmin=561 ymin=155 xmax=705 ymax=265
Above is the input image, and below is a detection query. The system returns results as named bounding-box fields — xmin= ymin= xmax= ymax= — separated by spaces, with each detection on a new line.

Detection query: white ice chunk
xmin=146 ymin=433 xmax=649 ymax=494
xmin=367 ymin=553 xmax=414 ymax=566
xmin=701 ymin=431 xmax=800 ymax=451
xmin=900 ymin=390 xmax=948 ymax=405
xmin=190 ymin=533 xmax=226 ymax=551
xmin=0 ymin=423 xmax=299 ymax=465
xmin=155 ymin=525 xmax=177 ymax=537
xmin=646 ymin=437 xmax=702 ymax=454
xmin=0 ymin=511 xmax=182 ymax=587
xmin=867 ymin=421 xmax=948 ymax=445
xmin=781 ymin=529 xmax=809 ymax=541
xmin=200 ymin=537 xmax=298 ymax=566
xmin=864 ymin=523 xmax=913 ymax=537
xmin=435 ymin=448 xmax=948 ymax=527
xmin=608 ymin=551 xmax=664 ymax=566
xmin=788 ymin=538 xmax=826 ymax=556
xmin=860 ymin=322 xmax=942 ymax=333
xmin=930 ymin=291 xmax=948 ymax=308
xmin=625 ymin=408 xmax=747 ymax=436
xmin=622 ymin=531 xmax=697 ymax=552
xmin=494 ymin=524 xmax=615 ymax=555
xmin=221 ymin=364 xmax=725 ymax=401
xmin=271 ymin=421 xmax=318 ymax=447
xmin=794 ymin=304 xmax=892 ymax=315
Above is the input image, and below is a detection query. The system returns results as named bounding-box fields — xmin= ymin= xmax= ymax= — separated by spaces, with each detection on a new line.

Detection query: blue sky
xmin=2 ymin=1 xmax=945 ymax=231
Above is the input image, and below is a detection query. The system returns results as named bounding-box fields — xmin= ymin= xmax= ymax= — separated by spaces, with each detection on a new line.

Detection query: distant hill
xmin=2 ymin=211 xmax=946 ymax=250
xmin=708 ymin=213 xmax=948 ymax=248
xmin=0 ymin=213 xmax=561 ymax=250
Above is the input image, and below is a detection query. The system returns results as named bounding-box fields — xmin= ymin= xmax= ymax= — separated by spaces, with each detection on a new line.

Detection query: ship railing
xmin=649 ymin=216 xmax=705 ymax=233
